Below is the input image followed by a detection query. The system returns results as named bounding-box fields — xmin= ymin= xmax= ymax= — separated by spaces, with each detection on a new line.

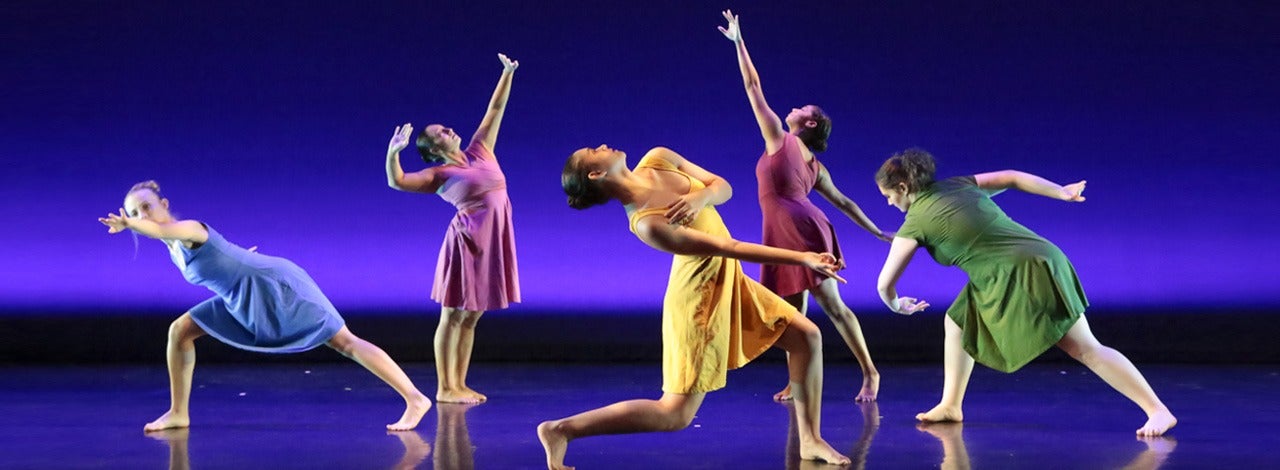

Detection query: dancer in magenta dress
xmin=385 ymin=53 xmax=520 ymax=404
xmin=720 ymin=10 xmax=893 ymax=402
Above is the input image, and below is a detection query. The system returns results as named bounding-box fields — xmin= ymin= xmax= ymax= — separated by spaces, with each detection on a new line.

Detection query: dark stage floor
xmin=1 ymin=362 xmax=1275 ymax=469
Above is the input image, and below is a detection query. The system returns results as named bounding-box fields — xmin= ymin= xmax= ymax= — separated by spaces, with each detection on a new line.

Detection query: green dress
xmin=897 ymin=176 xmax=1087 ymax=372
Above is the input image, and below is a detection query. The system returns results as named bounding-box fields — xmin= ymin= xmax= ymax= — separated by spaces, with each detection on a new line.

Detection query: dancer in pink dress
xmin=385 ymin=53 xmax=521 ymax=404
xmin=720 ymin=10 xmax=893 ymax=402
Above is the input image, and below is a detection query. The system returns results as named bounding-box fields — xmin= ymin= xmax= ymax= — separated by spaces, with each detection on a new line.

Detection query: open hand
xmin=665 ymin=191 xmax=709 ymax=226
xmin=98 ymin=208 xmax=129 ymax=234
xmin=1060 ymin=180 xmax=1086 ymax=202
xmin=717 ymin=10 xmax=741 ymax=42
xmin=388 ymin=123 xmax=413 ymax=155
xmin=892 ymin=296 xmax=930 ymax=316
xmin=803 ymin=252 xmax=847 ymax=284
xmin=498 ymin=53 xmax=519 ymax=72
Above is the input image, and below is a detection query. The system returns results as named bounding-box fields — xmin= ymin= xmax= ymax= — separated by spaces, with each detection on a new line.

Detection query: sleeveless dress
xmin=430 ymin=140 xmax=520 ymax=311
xmin=757 ymin=133 xmax=841 ymax=297
xmin=896 ymin=176 xmax=1087 ymax=372
xmin=172 ymin=225 xmax=345 ymax=353
xmin=628 ymin=151 xmax=796 ymax=394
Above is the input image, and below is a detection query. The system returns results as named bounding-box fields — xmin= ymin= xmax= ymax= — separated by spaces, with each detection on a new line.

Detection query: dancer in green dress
xmin=873 ymin=148 xmax=1176 ymax=436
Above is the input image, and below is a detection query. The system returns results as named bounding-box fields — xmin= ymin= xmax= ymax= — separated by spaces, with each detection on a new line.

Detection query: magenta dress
xmin=430 ymin=140 xmax=520 ymax=311
xmin=757 ymin=133 xmax=841 ymax=297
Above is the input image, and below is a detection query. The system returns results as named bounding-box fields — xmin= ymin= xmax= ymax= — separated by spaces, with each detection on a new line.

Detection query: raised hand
xmin=892 ymin=296 xmax=930 ymax=316
xmin=664 ymin=190 xmax=711 ymax=226
xmin=98 ymin=208 xmax=130 ymax=234
xmin=803 ymin=252 xmax=848 ymax=284
xmin=388 ymin=123 xmax=413 ymax=155
xmin=717 ymin=9 xmax=741 ymax=42
xmin=498 ymin=53 xmax=519 ymax=72
xmin=1060 ymin=180 xmax=1086 ymax=202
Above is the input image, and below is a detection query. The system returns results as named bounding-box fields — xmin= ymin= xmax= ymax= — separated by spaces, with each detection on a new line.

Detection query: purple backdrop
xmin=4 ymin=1 xmax=1277 ymax=315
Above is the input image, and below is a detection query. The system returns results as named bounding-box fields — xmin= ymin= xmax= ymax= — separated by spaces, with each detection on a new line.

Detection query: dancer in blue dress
xmin=99 ymin=181 xmax=431 ymax=432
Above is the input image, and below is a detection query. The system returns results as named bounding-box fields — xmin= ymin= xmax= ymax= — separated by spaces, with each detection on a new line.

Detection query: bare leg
xmin=455 ymin=309 xmax=486 ymax=402
xmin=145 ymin=428 xmax=191 ymax=470
xmin=537 ymin=392 xmax=705 ymax=470
xmin=391 ymin=430 xmax=432 ymax=470
xmin=434 ymin=404 xmax=476 ymax=470
xmin=773 ymin=291 xmax=807 ymax=402
xmin=436 ymin=307 xmax=485 ymax=403
xmin=327 ymin=327 xmax=431 ymax=431
xmin=771 ymin=314 xmax=851 ymax=464
xmin=1120 ymin=437 xmax=1177 ymax=470
xmin=918 ymin=315 xmax=972 ymax=422
xmin=145 ymin=313 xmax=205 ymax=432
xmin=1055 ymin=315 xmax=1176 ymax=436
xmin=812 ymin=278 xmax=880 ymax=402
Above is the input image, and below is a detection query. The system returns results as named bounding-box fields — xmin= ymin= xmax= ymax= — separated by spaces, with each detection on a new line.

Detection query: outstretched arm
xmin=876 ymin=237 xmax=929 ymax=315
xmin=650 ymin=147 xmax=733 ymax=224
xmin=814 ymin=163 xmax=893 ymax=242
xmin=974 ymin=170 xmax=1086 ymax=201
xmin=472 ymin=53 xmax=519 ymax=152
xmin=635 ymin=215 xmax=845 ymax=283
xmin=98 ymin=210 xmax=208 ymax=244
xmin=719 ymin=10 xmax=785 ymax=152
xmin=385 ymin=123 xmax=442 ymax=193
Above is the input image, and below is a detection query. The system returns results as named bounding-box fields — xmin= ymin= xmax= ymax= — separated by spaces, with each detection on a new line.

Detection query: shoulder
xmin=466 ymin=140 xmax=495 ymax=160
xmin=639 ymin=147 xmax=681 ymax=169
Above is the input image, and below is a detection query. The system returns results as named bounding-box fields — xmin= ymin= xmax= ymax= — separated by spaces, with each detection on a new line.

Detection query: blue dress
xmin=171 ymin=224 xmax=345 ymax=353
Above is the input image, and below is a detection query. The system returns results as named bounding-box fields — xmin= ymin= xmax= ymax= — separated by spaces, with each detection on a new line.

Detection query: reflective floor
xmin=0 ymin=362 xmax=1275 ymax=468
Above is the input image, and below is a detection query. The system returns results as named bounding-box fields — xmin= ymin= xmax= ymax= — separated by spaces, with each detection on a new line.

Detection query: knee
xmin=1060 ymin=341 xmax=1100 ymax=363
xmin=326 ymin=333 xmax=357 ymax=356
xmin=460 ymin=311 xmax=483 ymax=329
xmin=167 ymin=316 xmax=195 ymax=342
xmin=660 ymin=408 xmax=696 ymax=432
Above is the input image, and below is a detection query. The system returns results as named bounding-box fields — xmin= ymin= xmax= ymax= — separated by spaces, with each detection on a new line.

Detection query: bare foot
xmin=856 ymin=373 xmax=880 ymax=402
xmin=916 ymin=404 xmax=963 ymax=423
xmin=1136 ymin=408 xmax=1177 ymax=436
xmin=461 ymin=386 xmax=488 ymax=402
xmin=916 ymin=421 xmax=963 ymax=439
xmin=537 ymin=421 xmax=573 ymax=470
xmin=799 ymin=438 xmax=851 ymax=465
xmin=387 ymin=394 xmax=432 ymax=431
xmin=438 ymin=389 xmax=484 ymax=404
xmin=144 ymin=410 xmax=190 ymax=432
xmin=773 ymin=384 xmax=793 ymax=402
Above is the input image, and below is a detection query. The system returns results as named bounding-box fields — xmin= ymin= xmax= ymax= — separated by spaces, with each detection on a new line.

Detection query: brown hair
xmin=415 ymin=128 xmax=446 ymax=164
xmin=128 ymin=180 xmax=164 ymax=198
xmin=875 ymin=148 xmax=936 ymax=193
xmin=561 ymin=150 xmax=610 ymax=210
xmin=796 ymin=105 xmax=833 ymax=153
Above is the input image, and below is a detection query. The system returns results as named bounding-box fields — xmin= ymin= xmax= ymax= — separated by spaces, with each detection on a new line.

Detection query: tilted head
xmin=123 ymin=180 xmax=174 ymax=222
xmin=416 ymin=124 xmax=463 ymax=163
xmin=875 ymin=148 xmax=937 ymax=212
xmin=562 ymin=144 xmax=627 ymax=210
xmin=785 ymin=105 xmax=833 ymax=153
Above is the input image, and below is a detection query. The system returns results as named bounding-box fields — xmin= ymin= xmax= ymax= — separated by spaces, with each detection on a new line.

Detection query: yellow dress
xmin=628 ymin=153 xmax=797 ymax=394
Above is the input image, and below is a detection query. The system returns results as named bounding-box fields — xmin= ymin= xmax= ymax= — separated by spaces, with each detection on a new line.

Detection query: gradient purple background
xmin=5 ymin=1 xmax=1277 ymax=315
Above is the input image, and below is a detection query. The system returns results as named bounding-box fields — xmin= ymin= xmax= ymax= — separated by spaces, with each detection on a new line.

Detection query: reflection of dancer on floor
xmin=1121 ymin=437 xmax=1177 ymax=470
xmin=100 ymin=181 xmax=430 ymax=432
xmin=784 ymin=401 xmax=879 ymax=470
xmin=873 ymin=149 xmax=1177 ymax=436
xmin=719 ymin=10 xmax=890 ymax=402
xmin=434 ymin=404 xmax=477 ymax=470
xmin=385 ymin=53 xmax=522 ymax=404
xmin=390 ymin=431 xmax=432 ymax=470
xmin=146 ymin=428 xmax=190 ymax=470
xmin=916 ymin=423 xmax=970 ymax=470
xmin=539 ymin=146 xmax=851 ymax=469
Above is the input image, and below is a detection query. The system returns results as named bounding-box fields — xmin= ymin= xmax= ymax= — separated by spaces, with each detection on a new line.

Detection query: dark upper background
xmin=4 ymin=1 xmax=1276 ymax=314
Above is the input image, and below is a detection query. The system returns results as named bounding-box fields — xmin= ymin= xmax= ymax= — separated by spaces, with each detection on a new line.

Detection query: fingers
xmin=827 ymin=270 xmax=848 ymax=284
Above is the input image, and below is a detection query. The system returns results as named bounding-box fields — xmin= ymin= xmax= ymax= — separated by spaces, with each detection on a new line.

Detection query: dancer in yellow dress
xmin=538 ymin=145 xmax=850 ymax=469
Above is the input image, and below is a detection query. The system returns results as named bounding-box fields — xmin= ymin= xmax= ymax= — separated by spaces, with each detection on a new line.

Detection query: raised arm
xmin=814 ymin=163 xmax=893 ymax=242
xmin=719 ymin=10 xmax=786 ymax=152
xmin=635 ymin=215 xmax=845 ymax=283
xmin=99 ymin=210 xmax=208 ymax=244
xmin=471 ymin=53 xmax=519 ymax=152
xmin=876 ymin=237 xmax=929 ymax=315
xmin=973 ymin=170 xmax=1086 ymax=201
xmin=385 ymin=123 xmax=442 ymax=194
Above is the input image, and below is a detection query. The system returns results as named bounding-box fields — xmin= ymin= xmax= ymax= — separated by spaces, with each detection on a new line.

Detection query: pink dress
xmin=430 ymin=140 xmax=520 ymax=311
xmin=756 ymin=133 xmax=841 ymax=297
